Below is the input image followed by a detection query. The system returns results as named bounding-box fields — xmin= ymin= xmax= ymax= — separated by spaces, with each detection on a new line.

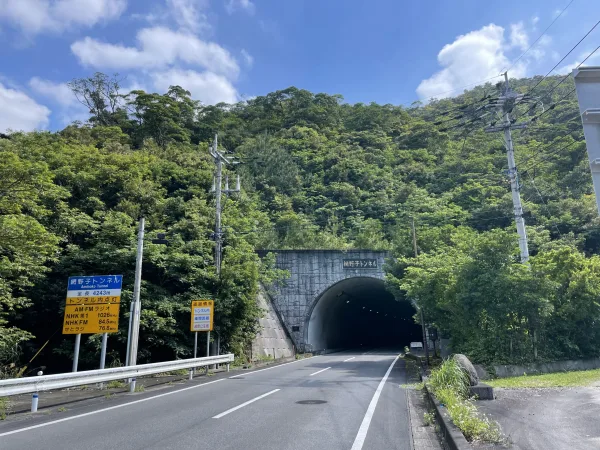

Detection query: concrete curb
xmin=424 ymin=386 xmax=471 ymax=450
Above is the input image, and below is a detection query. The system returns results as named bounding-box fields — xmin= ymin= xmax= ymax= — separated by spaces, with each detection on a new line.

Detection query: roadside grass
xmin=106 ymin=380 xmax=126 ymax=389
xmin=488 ymin=368 xmax=600 ymax=388
xmin=0 ymin=397 xmax=9 ymax=420
xmin=427 ymin=359 xmax=502 ymax=443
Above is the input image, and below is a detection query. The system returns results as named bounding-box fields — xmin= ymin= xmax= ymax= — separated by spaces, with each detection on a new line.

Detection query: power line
xmin=523 ymin=19 xmax=600 ymax=100
xmin=418 ymin=76 xmax=503 ymax=105
xmin=503 ymin=0 xmax=575 ymax=73
xmin=520 ymin=139 xmax=583 ymax=174
xmin=525 ymin=172 xmax=563 ymax=237
xmin=513 ymin=45 xmax=600 ymax=122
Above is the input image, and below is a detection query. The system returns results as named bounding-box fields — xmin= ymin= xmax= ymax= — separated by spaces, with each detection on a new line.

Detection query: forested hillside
xmin=2 ymin=72 xmax=599 ymax=373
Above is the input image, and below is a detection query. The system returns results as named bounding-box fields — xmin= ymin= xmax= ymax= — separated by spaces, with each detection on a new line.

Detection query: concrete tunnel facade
xmin=259 ymin=250 xmax=421 ymax=352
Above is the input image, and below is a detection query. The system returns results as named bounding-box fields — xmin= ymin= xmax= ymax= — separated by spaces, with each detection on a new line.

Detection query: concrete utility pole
xmin=126 ymin=217 xmax=145 ymax=391
xmin=411 ymin=217 xmax=430 ymax=365
xmin=209 ymin=134 xmax=241 ymax=276
xmin=208 ymin=134 xmax=240 ymax=360
xmin=485 ymin=72 xmax=530 ymax=263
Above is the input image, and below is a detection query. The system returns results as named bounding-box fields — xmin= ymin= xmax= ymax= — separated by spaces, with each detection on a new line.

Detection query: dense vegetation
xmin=1 ymin=72 xmax=599 ymax=374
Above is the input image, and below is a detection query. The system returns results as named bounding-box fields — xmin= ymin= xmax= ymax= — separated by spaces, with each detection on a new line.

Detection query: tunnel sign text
xmin=342 ymin=259 xmax=377 ymax=269
xmin=191 ymin=300 xmax=214 ymax=331
xmin=62 ymin=275 xmax=123 ymax=334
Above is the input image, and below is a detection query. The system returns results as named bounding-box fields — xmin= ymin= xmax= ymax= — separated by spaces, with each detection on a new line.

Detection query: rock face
xmin=453 ymin=353 xmax=479 ymax=386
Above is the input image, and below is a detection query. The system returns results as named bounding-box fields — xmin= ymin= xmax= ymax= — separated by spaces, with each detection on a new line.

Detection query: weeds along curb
xmin=424 ymin=385 xmax=471 ymax=450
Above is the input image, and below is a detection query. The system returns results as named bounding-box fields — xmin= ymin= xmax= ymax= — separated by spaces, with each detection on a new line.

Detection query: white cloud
xmin=0 ymin=0 xmax=126 ymax=35
xmin=166 ymin=0 xmax=209 ymax=34
xmin=510 ymin=22 xmax=529 ymax=51
xmin=225 ymin=0 xmax=255 ymax=15
xmin=531 ymin=16 xmax=540 ymax=27
xmin=241 ymin=49 xmax=253 ymax=67
xmin=71 ymin=26 xmax=239 ymax=79
xmin=28 ymin=77 xmax=90 ymax=125
xmin=151 ymin=69 xmax=238 ymax=104
xmin=29 ymin=77 xmax=76 ymax=107
xmin=0 ymin=81 xmax=50 ymax=132
xmin=417 ymin=24 xmax=526 ymax=100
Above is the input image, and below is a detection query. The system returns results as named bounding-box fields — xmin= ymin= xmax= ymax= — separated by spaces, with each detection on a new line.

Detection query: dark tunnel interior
xmin=306 ymin=277 xmax=422 ymax=351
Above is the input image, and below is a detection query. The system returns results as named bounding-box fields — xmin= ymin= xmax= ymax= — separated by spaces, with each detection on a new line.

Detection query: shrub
xmin=427 ymin=359 xmax=501 ymax=443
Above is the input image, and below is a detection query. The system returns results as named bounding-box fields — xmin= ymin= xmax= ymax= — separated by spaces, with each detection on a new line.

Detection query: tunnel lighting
xmin=362 ymin=307 xmax=366 ymax=309
xmin=385 ymin=314 xmax=387 ymax=316
xmin=370 ymin=309 xmax=372 ymax=312
xmin=346 ymin=300 xmax=350 ymax=303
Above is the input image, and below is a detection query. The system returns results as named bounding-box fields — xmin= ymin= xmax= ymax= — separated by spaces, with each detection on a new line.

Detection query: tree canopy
xmin=1 ymin=72 xmax=599 ymax=373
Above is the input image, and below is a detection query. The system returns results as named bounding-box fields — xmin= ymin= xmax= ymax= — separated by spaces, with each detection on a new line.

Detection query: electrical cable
xmin=513 ymin=45 xmax=600 ymax=122
xmin=522 ymin=19 xmax=600 ymax=100
xmin=503 ymin=0 xmax=575 ymax=74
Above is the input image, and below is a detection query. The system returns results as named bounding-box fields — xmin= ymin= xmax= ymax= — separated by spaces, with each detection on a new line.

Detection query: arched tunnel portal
xmin=305 ymin=277 xmax=421 ymax=352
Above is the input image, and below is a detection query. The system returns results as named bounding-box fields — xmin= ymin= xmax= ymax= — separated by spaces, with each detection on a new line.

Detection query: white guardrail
xmin=0 ymin=354 xmax=234 ymax=397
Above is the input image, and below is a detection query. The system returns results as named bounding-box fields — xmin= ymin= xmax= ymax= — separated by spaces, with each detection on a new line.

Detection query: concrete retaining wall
xmin=494 ymin=357 xmax=600 ymax=378
xmin=251 ymin=287 xmax=295 ymax=360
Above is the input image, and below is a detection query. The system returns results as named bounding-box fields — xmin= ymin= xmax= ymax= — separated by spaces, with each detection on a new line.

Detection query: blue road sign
xmin=67 ymin=275 xmax=123 ymax=291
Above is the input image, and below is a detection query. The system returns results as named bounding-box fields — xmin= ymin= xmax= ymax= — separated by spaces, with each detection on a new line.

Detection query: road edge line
xmin=350 ymin=354 xmax=400 ymax=450
xmin=0 ymin=378 xmax=225 ymax=438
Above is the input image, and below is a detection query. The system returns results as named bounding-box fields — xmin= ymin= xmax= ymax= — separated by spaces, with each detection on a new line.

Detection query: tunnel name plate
xmin=342 ymin=259 xmax=377 ymax=269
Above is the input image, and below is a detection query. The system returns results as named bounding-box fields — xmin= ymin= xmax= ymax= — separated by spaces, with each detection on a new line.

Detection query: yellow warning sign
xmin=62 ymin=303 xmax=120 ymax=334
xmin=190 ymin=300 xmax=214 ymax=331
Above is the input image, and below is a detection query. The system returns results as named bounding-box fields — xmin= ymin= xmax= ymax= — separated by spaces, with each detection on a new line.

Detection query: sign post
xmin=63 ymin=275 xmax=123 ymax=372
xmin=191 ymin=300 xmax=214 ymax=373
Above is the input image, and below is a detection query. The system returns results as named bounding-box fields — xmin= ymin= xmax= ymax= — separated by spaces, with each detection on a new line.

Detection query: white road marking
xmin=212 ymin=389 xmax=280 ymax=419
xmin=309 ymin=367 xmax=331 ymax=376
xmin=350 ymin=355 xmax=400 ymax=450
xmin=0 ymin=379 xmax=225 ymax=438
xmin=229 ymin=355 xmax=318 ymax=378
xmin=344 ymin=357 xmax=356 ymax=362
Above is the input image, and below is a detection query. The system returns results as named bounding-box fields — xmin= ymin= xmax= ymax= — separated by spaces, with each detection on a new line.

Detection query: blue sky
xmin=1 ymin=0 xmax=599 ymax=132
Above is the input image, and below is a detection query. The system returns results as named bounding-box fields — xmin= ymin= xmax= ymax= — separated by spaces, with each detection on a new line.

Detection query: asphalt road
xmin=476 ymin=387 xmax=600 ymax=450
xmin=0 ymin=349 xmax=412 ymax=450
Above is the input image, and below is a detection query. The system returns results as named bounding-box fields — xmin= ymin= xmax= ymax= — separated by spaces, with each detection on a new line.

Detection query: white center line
xmin=344 ymin=357 xmax=356 ymax=362
xmin=350 ymin=355 xmax=400 ymax=450
xmin=309 ymin=367 xmax=331 ymax=376
xmin=229 ymin=355 xmax=318 ymax=379
xmin=212 ymin=389 xmax=280 ymax=419
xmin=0 ymin=378 xmax=225 ymax=438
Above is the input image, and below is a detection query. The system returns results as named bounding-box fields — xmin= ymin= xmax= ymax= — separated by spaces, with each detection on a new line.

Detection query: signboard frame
xmin=62 ymin=275 xmax=123 ymax=335
xmin=190 ymin=300 xmax=214 ymax=332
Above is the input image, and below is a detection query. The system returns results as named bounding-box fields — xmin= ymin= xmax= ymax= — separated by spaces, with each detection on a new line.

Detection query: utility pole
xmin=208 ymin=134 xmax=240 ymax=361
xmin=126 ymin=217 xmax=145 ymax=392
xmin=209 ymin=134 xmax=241 ymax=276
xmin=411 ymin=217 xmax=430 ymax=365
xmin=485 ymin=72 xmax=530 ymax=263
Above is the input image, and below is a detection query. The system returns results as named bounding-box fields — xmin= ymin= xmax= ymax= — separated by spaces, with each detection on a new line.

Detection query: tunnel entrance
xmin=305 ymin=277 xmax=422 ymax=352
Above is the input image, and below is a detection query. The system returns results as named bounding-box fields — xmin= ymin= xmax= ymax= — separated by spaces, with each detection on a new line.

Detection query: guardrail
xmin=0 ymin=354 xmax=234 ymax=399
